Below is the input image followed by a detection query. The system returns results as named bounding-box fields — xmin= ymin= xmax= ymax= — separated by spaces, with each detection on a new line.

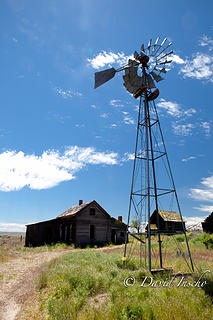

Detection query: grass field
xmin=33 ymin=233 xmax=213 ymax=320
xmin=0 ymin=232 xmax=213 ymax=320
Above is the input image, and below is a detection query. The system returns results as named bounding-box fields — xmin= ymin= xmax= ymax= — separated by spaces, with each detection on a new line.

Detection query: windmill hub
xmin=136 ymin=54 xmax=149 ymax=67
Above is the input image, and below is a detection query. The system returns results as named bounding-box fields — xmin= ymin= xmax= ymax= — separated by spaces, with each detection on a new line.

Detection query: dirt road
xmin=0 ymin=245 xmax=123 ymax=320
xmin=0 ymin=249 xmax=73 ymax=320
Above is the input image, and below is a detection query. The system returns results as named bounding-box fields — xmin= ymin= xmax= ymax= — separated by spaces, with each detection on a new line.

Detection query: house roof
xmin=57 ymin=200 xmax=94 ymax=218
xmin=158 ymin=210 xmax=185 ymax=222
xmin=57 ymin=200 xmax=111 ymax=219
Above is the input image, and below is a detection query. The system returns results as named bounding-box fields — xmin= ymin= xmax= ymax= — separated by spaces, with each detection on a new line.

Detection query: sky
xmin=0 ymin=0 xmax=213 ymax=231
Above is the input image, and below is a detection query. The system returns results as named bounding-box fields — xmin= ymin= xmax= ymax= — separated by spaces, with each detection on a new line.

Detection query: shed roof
xmin=158 ymin=210 xmax=185 ymax=222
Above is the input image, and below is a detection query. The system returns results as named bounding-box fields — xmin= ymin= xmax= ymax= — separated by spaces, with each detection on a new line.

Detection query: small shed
xmin=202 ymin=212 xmax=213 ymax=234
xmin=25 ymin=200 xmax=127 ymax=247
xmin=146 ymin=209 xmax=186 ymax=234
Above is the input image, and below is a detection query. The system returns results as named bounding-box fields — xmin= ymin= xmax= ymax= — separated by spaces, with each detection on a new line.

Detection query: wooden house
xmin=25 ymin=200 xmax=127 ymax=247
xmin=202 ymin=212 xmax=213 ymax=234
xmin=146 ymin=210 xmax=186 ymax=234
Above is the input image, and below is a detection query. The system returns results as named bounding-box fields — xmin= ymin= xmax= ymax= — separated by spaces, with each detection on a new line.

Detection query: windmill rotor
xmin=94 ymin=37 xmax=174 ymax=99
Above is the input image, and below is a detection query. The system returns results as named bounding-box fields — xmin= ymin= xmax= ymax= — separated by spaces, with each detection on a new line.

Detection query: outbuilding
xmin=25 ymin=200 xmax=127 ymax=247
xmin=202 ymin=212 xmax=213 ymax=234
xmin=146 ymin=209 xmax=186 ymax=234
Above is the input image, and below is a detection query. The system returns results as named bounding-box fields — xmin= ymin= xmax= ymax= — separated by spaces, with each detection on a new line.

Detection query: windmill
xmin=94 ymin=37 xmax=194 ymax=273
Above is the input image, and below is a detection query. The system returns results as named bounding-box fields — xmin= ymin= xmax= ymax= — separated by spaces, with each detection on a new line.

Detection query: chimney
xmin=118 ymin=216 xmax=122 ymax=222
xmin=79 ymin=200 xmax=83 ymax=205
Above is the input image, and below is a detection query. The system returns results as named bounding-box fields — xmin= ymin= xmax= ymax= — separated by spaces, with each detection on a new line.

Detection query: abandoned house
xmin=25 ymin=200 xmax=127 ymax=247
xmin=202 ymin=212 xmax=213 ymax=234
xmin=145 ymin=210 xmax=186 ymax=234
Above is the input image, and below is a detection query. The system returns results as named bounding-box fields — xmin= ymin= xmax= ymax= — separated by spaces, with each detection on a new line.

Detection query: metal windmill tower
xmin=94 ymin=37 xmax=194 ymax=273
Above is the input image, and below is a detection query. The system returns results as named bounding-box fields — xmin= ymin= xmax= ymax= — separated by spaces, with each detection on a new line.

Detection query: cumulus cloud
xmin=123 ymin=113 xmax=134 ymax=125
xmin=87 ymin=51 xmax=132 ymax=69
xmin=122 ymin=152 xmax=134 ymax=161
xmin=200 ymin=121 xmax=211 ymax=136
xmin=193 ymin=205 xmax=213 ymax=212
xmin=0 ymin=147 xmax=118 ymax=191
xmin=180 ymin=53 xmax=213 ymax=81
xmin=171 ymin=54 xmax=185 ymax=64
xmin=199 ymin=35 xmax=213 ymax=50
xmin=157 ymin=99 xmax=196 ymax=118
xmin=100 ymin=113 xmax=108 ymax=118
xmin=110 ymin=99 xmax=124 ymax=108
xmin=0 ymin=222 xmax=26 ymax=232
xmin=185 ymin=216 xmax=206 ymax=231
xmin=189 ymin=175 xmax=213 ymax=202
xmin=54 ymin=87 xmax=82 ymax=99
xmin=181 ymin=156 xmax=196 ymax=162
xmin=172 ymin=123 xmax=194 ymax=136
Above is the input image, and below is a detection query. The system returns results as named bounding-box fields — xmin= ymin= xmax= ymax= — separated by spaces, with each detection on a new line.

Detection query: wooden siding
xmin=25 ymin=201 xmax=126 ymax=247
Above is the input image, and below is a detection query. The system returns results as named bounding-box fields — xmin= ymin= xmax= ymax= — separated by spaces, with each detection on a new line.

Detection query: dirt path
xmin=0 ymin=245 xmax=123 ymax=320
xmin=0 ymin=249 xmax=73 ymax=320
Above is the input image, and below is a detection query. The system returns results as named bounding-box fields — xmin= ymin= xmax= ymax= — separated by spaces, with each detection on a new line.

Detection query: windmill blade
xmin=154 ymin=67 xmax=167 ymax=74
xmin=94 ymin=68 xmax=116 ymax=89
xmin=151 ymin=37 xmax=160 ymax=56
xmin=160 ymin=37 xmax=167 ymax=47
xmin=146 ymin=74 xmax=156 ymax=88
xmin=155 ymin=43 xmax=172 ymax=59
xmin=156 ymin=60 xmax=172 ymax=66
xmin=147 ymin=39 xmax=152 ymax=56
xmin=156 ymin=50 xmax=173 ymax=62
xmin=152 ymin=37 xmax=167 ymax=57
xmin=140 ymin=44 xmax=145 ymax=54
xmin=134 ymin=51 xmax=140 ymax=60
xmin=150 ymin=71 xmax=164 ymax=82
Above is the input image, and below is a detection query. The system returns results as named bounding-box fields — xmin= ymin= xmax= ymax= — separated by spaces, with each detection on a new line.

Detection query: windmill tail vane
xmin=93 ymin=37 xmax=194 ymax=274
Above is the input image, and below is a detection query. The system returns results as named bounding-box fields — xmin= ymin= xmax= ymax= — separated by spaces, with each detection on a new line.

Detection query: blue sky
xmin=0 ymin=0 xmax=213 ymax=231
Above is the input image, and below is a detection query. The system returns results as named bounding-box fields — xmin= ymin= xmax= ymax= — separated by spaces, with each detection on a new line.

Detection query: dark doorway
xmin=90 ymin=225 xmax=95 ymax=240
xmin=111 ymin=229 xmax=117 ymax=244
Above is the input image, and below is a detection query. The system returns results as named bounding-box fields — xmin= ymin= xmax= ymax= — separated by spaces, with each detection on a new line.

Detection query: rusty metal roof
xmin=57 ymin=200 xmax=94 ymax=218
xmin=158 ymin=210 xmax=185 ymax=222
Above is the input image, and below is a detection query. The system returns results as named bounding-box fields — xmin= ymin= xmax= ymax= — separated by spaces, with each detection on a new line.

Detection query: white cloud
xmin=123 ymin=113 xmax=134 ymax=125
xmin=91 ymin=104 xmax=96 ymax=109
xmin=172 ymin=123 xmax=194 ymax=136
xmin=157 ymin=99 xmax=196 ymax=118
xmin=0 ymin=147 xmax=118 ymax=191
xmin=110 ymin=124 xmax=118 ymax=128
xmin=158 ymin=99 xmax=182 ymax=117
xmin=122 ymin=152 xmax=134 ymax=161
xmin=54 ymin=87 xmax=82 ymax=99
xmin=171 ymin=54 xmax=185 ymax=64
xmin=0 ymin=222 xmax=26 ymax=232
xmin=100 ymin=113 xmax=108 ymax=118
xmin=199 ymin=35 xmax=213 ymax=50
xmin=110 ymin=99 xmax=124 ymax=108
xmin=75 ymin=124 xmax=85 ymax=128
xmin=180 ymin=53 xmax=213 ymax=81
xmin=193 ymin=205 xmax=213 ymax=212
xmin=87 ymin=51 xmax=132 ymax=69
xmin=189 ymin=175 xmax=213 ymax=202
xmin=12 ymin=37 xmax=18 ymax=43
xmin=181 ymin=156 xmax=196 ymax=162
xmin=200 ymin=121 xmax=211 ymax=136
xmin=185 ymin=216 xmax=206 ymax=231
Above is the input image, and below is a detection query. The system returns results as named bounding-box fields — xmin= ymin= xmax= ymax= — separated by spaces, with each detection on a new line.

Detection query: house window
xmin=90 ymin=208 xmax=96 ymax=215
xmin=90 ymin=225 xmax=95 ymax=240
